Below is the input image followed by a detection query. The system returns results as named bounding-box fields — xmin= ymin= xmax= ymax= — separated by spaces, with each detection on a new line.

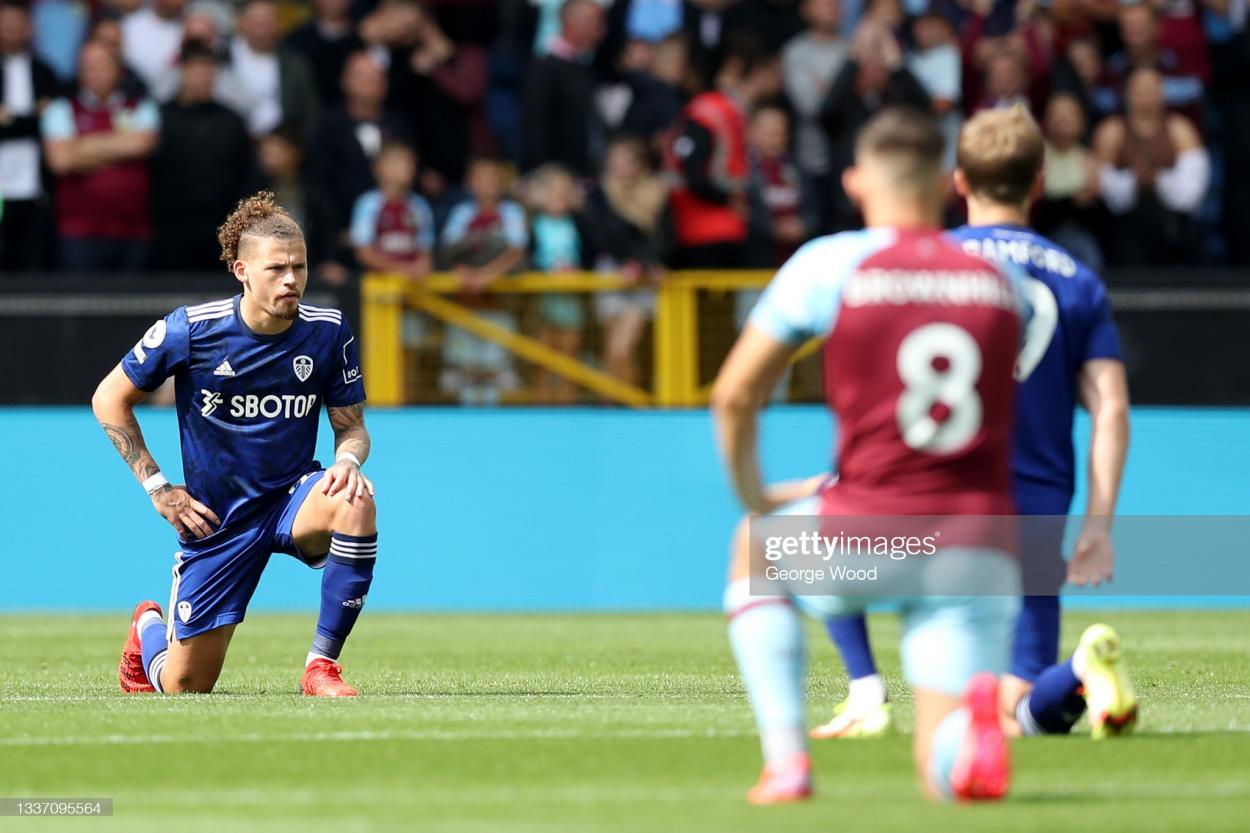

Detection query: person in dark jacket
xmin=0 ymin=0 xmax=60 ymax=271
xmin=284 ymin=0 xmax=364 ymax=108
xmin=584 ymin=135 xmax=672 ymax=388
xmin=149 ymin=41 xmax=254 ymax=271
xmin=308 ymin=50 xmax=416 ymax=276
xmin=820 ymin=19 xmax=930 ymax=231
xmin=522 ymin=0 xmax=606 ymax=176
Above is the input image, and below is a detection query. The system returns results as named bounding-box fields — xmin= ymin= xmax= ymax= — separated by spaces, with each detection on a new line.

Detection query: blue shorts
xmin=166 ymin=470 xmax=327 ymax=641
xmin=1010 ymin=481 xmax=1073 ymax=681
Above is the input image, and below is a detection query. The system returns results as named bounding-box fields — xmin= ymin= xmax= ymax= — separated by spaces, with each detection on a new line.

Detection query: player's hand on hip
xmin=1067 ymin=528 xmax=1114 ymax=587
xmin=322 ymin=461 xmax=374 ymax=503
xmin=151 ymin=486 xmax=221 ymax=540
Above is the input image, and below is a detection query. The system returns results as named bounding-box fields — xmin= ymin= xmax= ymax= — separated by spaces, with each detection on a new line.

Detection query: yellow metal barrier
xmin=361 ymin=270 xmax=792 ymax=407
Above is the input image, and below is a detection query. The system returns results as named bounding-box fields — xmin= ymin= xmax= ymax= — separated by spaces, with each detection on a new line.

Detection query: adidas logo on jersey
xmin=342 ymin=595 xmax=367 ymax=609
xmin=213 ymin=360 xmax=236 ymax=377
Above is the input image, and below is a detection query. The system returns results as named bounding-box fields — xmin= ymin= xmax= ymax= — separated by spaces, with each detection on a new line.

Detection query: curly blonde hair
xmin=217 ymin=192 xmax=304 ymax=268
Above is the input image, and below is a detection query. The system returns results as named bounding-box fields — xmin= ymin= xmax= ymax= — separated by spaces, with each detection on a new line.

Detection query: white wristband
xmin=336 ymin=452 xmax=362 ymax=468
xmin=142 ymin=472 xmax=169 ymax=495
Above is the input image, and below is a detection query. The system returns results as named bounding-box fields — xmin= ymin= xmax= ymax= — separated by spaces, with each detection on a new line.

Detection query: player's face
xmin=238 ymin=238 xmax=308 ymax=321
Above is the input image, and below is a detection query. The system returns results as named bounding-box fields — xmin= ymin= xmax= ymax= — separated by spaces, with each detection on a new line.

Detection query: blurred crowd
xmin=0 ymin=0 xmax=1247 ymax=399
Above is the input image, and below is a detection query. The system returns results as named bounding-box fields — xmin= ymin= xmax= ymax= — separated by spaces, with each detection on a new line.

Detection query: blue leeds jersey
xmin=120 ymin=295 xmax=365 ymax=529
xmin=946 ymin=225 xmax=1121 ymax=500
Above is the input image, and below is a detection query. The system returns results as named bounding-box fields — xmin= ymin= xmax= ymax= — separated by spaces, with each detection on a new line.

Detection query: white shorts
xmin=764 ymin=494 xmax=1022 ymax=696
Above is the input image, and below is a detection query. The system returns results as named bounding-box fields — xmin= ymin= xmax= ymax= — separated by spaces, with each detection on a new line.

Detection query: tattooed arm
xmin=92 ymin=364 xmax=220 ymax=539
xmin=322 ymin=402 xmax=374 ymax=501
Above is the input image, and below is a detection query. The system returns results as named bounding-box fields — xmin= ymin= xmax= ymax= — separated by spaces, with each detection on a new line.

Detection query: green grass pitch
xmin=3 ymin=610 xmax=1249 ymax=832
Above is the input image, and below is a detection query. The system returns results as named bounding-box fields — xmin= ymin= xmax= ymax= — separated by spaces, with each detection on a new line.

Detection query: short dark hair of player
xmin=217 ymin=192 xmax=304 ymax=269
xmin=854 ymin=106 xmax=946 ymax=194
xmin=956 ymin=105 xmax=1045 ymax=206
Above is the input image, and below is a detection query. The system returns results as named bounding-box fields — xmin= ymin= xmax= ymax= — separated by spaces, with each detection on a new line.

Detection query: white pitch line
xmin=0 ymin=727 xmax=755 ymax=747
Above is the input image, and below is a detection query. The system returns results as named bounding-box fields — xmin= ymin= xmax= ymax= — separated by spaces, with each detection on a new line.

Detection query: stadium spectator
xmin=349 ymin=141 xmax=435 ymax=280
xmin=30 ymin=0 xmax=88 ymax=82
xmin=149 ymin=40 xmax=253 ymax=271
xmin=584 ymin=134 xmax=671 ymax=389
xmin=86 ymin=17 xmax=147 ymax=99
xmin=526 ymin=163 xmax=592 ymax=404
xmin=975 ymin=48 xmax=1032 ymax=113
xmin=820 ymin=20 xmax=929 ymax=230
xmin=439 ymin=155 xmax=527 ymax=404
xmin=619 ymin=33 xmax=690 ymax=147
xmin=744 ymin=102 xmax=810 ymax=268
xmin=219 ymin=0 xmax=319 ymax=139
xmin=1101 ymin=3 xmax=1205 ymax=124
xmin=1093 ymin=67 xmax=1210 ymax=265
xmin=1050 ymin=33 xmax=1116 ymax=135
xmin=120 ymin=0 xmax=187 ymax=102
xmin=257 ymin=126 xmax=310 ymax=231
xmin=308 ymin=51 xmax=414 ymax=278
xmin=665 ymin=33 xmax=781 ymax=267
xmin=1036 ymin=93 xmax=1104 ymax=269
xmin=720 ymin=0 xmax=806 ymax=52
xmin=285 ymin=0 xmax=364 ymax=108
xmin=0 ymin=0 xmax=59 ymax=272
xmin=522 ymin=0 xmax=606 ymax=176
xmin=781 ymin=0 xmax=849 ymax=233
xmin=373 ymin=0 xmax=490 ymax=190
xmin=907 ymin=9 xmax=960 ymax=168
xmin=41 ymin=39 xmax=158 ymax=271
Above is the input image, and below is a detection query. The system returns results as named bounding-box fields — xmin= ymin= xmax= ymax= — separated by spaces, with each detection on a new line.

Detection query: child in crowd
xmin=258 ymin=126 xmax=310 ymax=232
xmin=741 ymin=103 xmax=809 ymax=401
xmin=584 ymin=135 xmax=671 ymax=390
xmin=440 ymin=156 xmax=528 ymax=404
xmin=350 ymin=142 xmax=435 ymax=279
xmin=526 ymin=163 xmax=590 ymax=404
xmin=744 ymin=102 xmax=809 ymax=269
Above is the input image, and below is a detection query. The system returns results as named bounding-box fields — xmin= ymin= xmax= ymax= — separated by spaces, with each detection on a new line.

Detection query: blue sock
xmin=138 ymin=614 xmax=168 ymax=694
xmin=825 ymin=614 xmax=878 ymax=681
xmin=310 ymin=532 xmax=377 ymax=662
xmin=1018 ymin=658 xmax=1085 ymax=735
xmin=725 ymin=579 xmax=807 ymax=766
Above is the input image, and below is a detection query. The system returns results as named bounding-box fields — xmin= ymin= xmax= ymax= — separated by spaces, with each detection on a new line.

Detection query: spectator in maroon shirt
xmin=744 ymin=102 xmax=811 ymax=267
xmin=1100 ymin=2 xmax=1206 ymax=126
xmin=41 ymin=39 xmax=159 ymax=272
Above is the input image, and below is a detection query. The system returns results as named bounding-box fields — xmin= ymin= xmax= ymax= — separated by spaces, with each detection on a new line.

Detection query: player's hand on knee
xmin=151 ymin=486 xmax=221 ymax=540
xmin=322 ymin=461 xmax=374 ymax=503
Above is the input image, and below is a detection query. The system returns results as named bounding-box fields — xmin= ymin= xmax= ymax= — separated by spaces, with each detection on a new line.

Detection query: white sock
xmin=137 ymin=610 xmax=162 ymax=632
xmin=848 ymin=673 xmax=887 ymax=708
xmin=1071 ymin=648 xmax=1088 ymax=682
xmin=306 ymin=651 xmax=335 ymax=667
xmin=725 ymin=578 xmax=807 ymax=767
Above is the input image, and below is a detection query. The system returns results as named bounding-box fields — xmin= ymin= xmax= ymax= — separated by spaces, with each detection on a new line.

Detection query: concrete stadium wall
xmin=3 ymin=407 xmax=1248 ymax=612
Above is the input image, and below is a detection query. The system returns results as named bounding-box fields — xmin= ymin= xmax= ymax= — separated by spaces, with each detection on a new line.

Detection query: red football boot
xmin=949 ymin=672 xmax=1011 ymax=801
xmin=300 ymin=658 xmax=358 ymax=697
xmin=119 ymin=601 xmax=163 ymax=694
xmin=747 ymin=752 xmax=812 ymax=805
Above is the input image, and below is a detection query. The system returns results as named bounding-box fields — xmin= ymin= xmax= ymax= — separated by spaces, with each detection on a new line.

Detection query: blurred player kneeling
xmin=712 ymin=108 xmax=1024 ymax=803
